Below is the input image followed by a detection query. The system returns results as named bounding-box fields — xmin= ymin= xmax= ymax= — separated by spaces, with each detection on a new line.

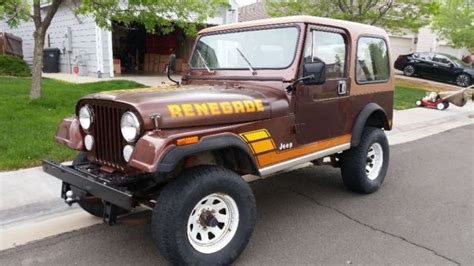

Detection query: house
xmin=238 ymin=0 xmax=469 ymax=62
xmin=0 ymin=1 xmax=239 ymax=78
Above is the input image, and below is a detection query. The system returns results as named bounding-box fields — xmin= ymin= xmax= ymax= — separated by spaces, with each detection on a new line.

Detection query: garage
xmin=389 ymin=36 xmax=414 ymax=61
xmin=111 ymin=22 xmax=198 ymax=76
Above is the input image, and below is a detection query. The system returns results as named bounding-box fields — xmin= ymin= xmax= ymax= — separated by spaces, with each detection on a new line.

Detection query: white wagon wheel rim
xmin=187 ymin=193 xmax=239 ymax=254
xmin=366 ymin=143 xmax=383 ymax=180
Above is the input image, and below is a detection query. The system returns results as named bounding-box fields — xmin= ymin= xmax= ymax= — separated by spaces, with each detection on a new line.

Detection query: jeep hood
xmin=80 ymin=84 xmax=288 ymax=130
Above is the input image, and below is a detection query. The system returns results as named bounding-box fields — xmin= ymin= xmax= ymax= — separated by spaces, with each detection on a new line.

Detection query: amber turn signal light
xmin=176 ymin=136 xmax=199 ymax=146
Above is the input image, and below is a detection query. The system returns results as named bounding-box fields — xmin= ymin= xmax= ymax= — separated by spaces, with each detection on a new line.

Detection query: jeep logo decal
xmin=167 ymin=100 xmax=265 ymax=117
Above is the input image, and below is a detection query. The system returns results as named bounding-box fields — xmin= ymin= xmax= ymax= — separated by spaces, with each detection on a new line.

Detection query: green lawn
xmin=0 ymin=77 xmax=145 ymax=171
xmin=394 ymin=85 xmax=427 ymax=110
xmin=0 ymin=76 xmax=426 ymax=171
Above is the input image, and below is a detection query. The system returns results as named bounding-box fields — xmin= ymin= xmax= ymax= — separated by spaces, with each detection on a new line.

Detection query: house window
xmin=356 ymin=37 xmax=389 ymax=83
xmin=303 ymin=30 xmax=347 ymax=79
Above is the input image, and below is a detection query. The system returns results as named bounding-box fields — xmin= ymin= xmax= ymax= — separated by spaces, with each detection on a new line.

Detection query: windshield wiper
xmin=236 ymin=48 xmax=257 ymax=75
xmin=196 ymin=50 xmax=213 ymax=73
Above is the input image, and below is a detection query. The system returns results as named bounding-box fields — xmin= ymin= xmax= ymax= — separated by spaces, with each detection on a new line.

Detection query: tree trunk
xmin=30 ymin=30 xmax=45 ymax=100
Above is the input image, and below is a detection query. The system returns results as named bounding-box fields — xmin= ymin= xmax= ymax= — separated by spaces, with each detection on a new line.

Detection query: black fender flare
xmin=351 ymin=103 xmax=389 ymax=147
xmin=157 ymin=134 xmax=260 ymax=175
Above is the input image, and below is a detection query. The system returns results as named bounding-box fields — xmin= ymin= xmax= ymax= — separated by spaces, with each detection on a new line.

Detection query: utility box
xmin=43 ymin=48 xmax=61 ymax=73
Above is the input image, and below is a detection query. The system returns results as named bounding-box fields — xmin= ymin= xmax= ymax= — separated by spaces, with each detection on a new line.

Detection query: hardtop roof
xmin=199 ymin=15 xmax=388 ymax=37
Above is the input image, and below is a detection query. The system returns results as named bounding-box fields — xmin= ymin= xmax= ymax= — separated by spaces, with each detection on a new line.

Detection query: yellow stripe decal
xmin=241 ymin=130 xmax=270 ymax=142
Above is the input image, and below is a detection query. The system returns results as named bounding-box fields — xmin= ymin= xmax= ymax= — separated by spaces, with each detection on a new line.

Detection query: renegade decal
xmin=167 ymin=100 xmax=265 ymax=118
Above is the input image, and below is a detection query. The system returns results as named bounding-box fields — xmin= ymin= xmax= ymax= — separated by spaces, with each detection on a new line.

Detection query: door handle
xmin=337 ymin=80 xmax=347 ymax=95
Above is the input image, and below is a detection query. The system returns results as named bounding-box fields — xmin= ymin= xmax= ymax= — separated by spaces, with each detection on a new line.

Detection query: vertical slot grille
xmin=90 ymin=102 xmax=126 ymax=170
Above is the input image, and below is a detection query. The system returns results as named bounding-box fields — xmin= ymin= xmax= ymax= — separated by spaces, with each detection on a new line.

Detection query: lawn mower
xmin=416 ymin=86 xmax=473 ymax=110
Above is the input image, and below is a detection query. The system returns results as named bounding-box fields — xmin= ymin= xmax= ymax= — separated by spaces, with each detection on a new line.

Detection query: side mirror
xmin=168 ymin=54 xmax=177 ymax=73
xmin=303 ymin=61 xmax=326 ymax=85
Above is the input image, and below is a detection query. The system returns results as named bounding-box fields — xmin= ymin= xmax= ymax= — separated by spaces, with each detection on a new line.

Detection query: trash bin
xmin=43 ymin=48 xmax=60 ymax=73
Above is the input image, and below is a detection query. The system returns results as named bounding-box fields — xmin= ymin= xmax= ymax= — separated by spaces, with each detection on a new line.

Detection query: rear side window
xmin=356 ymin=37 xmax=389 ymax=83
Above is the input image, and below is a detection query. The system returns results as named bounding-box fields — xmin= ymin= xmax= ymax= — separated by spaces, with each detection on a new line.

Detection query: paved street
xmin=1 ymin=125 xmax=473 ymax=265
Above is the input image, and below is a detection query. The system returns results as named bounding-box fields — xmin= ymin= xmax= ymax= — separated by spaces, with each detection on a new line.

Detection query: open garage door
xmin=389 ymin=36 xmax=414 ymax=62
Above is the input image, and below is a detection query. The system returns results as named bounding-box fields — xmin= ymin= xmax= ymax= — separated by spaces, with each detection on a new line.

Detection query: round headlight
xmin=79 ymin=105 xmax=93 ymax=130
xmin=123 ymin=145 xmax=134 ymax=162
xmin=121 ymin=111 xmax=140 ymax=142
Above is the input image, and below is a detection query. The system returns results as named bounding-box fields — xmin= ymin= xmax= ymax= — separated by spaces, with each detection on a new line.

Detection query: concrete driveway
xmin=1 ymin=125 xmax=472 ymax=265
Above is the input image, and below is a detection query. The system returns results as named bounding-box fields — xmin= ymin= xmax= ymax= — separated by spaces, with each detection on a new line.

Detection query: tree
xmin=432 ymin=0 xmax=474 ymax=52
xmin=1 ymin=0 xmax=63 ymax=99
xmin=0 ymin=0 xmax=227 ymax=100
xmin=266 ymin=0 xmax=439 ymax=33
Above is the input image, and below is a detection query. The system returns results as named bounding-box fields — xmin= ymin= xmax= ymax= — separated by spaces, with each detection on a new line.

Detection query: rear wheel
xmin=455 ymin=74 xmax=471 ymax=87
xmin=403 ymin=65 xmax=415 ymax=77
xmin=152 ymin=166 xmax=256 ymax=265
xmin=437 ymin=102 xmax=445 ymax=110
xmin=341 ymin=127 xmax=389 ymax=194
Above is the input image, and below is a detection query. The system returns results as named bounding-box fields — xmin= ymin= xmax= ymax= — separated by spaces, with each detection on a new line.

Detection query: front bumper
xmin=42 ymin=160 xmax=134 ymax=210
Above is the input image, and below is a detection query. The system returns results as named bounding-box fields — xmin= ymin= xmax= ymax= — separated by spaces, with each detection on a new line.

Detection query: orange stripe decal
xmin=251 ymin=139 xmax=275 ymax=154
xmin=256 ymin=134 xmax=351 ymax=167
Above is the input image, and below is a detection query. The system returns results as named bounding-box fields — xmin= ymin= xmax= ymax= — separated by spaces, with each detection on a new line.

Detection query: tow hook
xmin=65 ymin=190 xmax=80 ymax=206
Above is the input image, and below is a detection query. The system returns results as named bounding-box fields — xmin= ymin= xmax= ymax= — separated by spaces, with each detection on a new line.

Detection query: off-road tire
xmin=455 ymin=74 xmax=471 ymax=87
xmin=403 ymin=65 xmax=415 ymax=77
xmin=152 ymin=165 xmax=256 ymax=265
xmin=72 ymin=152 xmax=127 ymax=218
xmin=341 ymin=127 xmax=389 ymax=194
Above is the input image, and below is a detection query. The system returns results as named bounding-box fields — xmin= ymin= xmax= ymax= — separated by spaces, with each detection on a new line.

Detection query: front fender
xmin=128 ymin=132 xmax=259 ymax=175
xmin=55 ymin=116 xmax=84 ymax=150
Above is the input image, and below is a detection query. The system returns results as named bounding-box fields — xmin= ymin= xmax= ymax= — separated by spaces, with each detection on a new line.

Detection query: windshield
xmin=190 ymin=27 xmax=299 ymax=70
xmin=443 ymin=54 xmax=470 ymax=68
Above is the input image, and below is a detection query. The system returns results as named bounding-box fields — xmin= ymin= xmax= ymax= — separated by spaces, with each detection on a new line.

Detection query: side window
xmin=419 ymin=52 xmax=433 ymax=61
xmin=356 ymin=37 xmax=389 ymax=83
xmin=304 ymin=30 xmax=347 ymax=79
xmin=433 ymin=54 xmax=451 ymax=65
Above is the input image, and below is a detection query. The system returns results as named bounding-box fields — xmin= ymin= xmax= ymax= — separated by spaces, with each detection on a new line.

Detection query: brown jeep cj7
xmin=43 ymin=16 xmax=393 ymax=264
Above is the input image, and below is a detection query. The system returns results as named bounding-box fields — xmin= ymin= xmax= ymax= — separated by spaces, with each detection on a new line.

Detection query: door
xmin=413 ymin=52 xmax=435 ymax=77
xmin=294 ymin=28 xmax=350 ymax=144
xmin=432 ymin=54 xmax=456 ymax=81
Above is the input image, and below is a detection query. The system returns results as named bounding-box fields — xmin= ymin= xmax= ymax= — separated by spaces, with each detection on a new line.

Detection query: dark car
xmin=394 ymin=52 xmax=474 ymax=87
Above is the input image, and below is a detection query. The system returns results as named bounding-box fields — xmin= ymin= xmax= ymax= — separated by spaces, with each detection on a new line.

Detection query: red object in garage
xmin=146 ymin=34 xmax=177 ymax=54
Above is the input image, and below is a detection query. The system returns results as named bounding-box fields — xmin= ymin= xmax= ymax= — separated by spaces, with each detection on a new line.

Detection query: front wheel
xmin=152 ymin=166 xmax=256 ymax=265
xmin=341 ymin=127 xmax=390 ymax=194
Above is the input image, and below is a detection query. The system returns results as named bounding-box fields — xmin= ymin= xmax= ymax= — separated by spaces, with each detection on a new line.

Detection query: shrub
xmin=0 ymin=55 xmax=32 ymax=77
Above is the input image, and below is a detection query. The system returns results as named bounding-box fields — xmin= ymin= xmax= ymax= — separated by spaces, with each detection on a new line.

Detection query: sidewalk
xmin=1 ymin=102 xmax=473 ymax=249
